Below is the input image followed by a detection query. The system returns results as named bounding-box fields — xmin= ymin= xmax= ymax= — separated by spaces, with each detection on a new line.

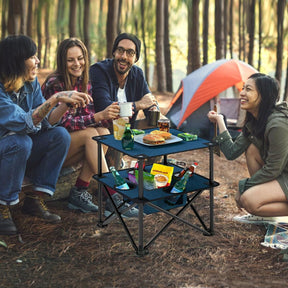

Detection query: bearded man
xmin=89 ymin=33 xmax=160 ymax=128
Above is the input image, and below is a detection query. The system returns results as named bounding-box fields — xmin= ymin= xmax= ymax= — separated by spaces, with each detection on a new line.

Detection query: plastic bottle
xmin=109 ymin=166 xmax=129 ymax=190
xmin=175 ymin=162 xmax=198 ymax=178
xmin=121 ymin=123 xmax=134 ymax=150
xmin=166 ymin=170 xmax=192 ymax=205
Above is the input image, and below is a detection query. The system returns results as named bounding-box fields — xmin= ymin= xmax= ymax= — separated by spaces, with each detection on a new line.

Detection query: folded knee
xmin=240 ymin=193 xmax=260 ymax=215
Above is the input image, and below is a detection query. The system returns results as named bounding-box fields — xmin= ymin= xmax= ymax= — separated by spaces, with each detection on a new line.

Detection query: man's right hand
xmin=96 ymin=102 xmax=120 ymax=121
xmin=135 ymin=93 xmax=158 ymax=111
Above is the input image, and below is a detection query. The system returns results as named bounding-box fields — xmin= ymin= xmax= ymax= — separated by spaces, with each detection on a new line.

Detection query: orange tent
xmin=167 ymin=59 xmax=258 ymax=138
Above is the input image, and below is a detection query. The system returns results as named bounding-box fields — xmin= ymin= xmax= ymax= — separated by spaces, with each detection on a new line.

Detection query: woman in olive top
xmin=208 ymin=73 xmax=288 ymax=223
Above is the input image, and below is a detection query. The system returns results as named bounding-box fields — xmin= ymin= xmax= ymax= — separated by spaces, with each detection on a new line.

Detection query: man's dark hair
xmin=112 ymin=33 xmax=141 ymax=61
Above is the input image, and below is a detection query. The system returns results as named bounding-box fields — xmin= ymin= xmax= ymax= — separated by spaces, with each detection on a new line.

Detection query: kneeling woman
xmin=208 ymin=73 xmax=288 ymax=222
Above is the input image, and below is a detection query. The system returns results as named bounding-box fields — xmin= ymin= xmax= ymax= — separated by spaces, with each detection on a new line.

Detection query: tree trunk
xmin=242 ymin=0 xmax=246 ymax=61
xmin=27 ymin=0 xmax=33 ymax=38
xmin=238 ymin=0 xmax=242 ymax=60
xmin=8 ymin=0 xmax=22 ymax=35
xmin=37 ymin=1 xmax=43 ymax=68
xmin=229 ymin=0 xmax=233 ymax=59
xmin=83 ymin=0 xmax=91 ymax=60
xmin=223 ymin=0 xmax=228 ymax=58
xmin=96 ymin=0 xmax=105 ymax=61
xmin=20 ymin=0 xmax=27 ymax=35
xmin=141 ymin=0 xmax=149 ymax=84
xmin=257 ymin=0 xmax=262 ymax=71
xmin=156 ymin=0 xmax=166 ymax=92
xmin=275 ymin=0 xmax=285 ymax=83
xmin=202 ymin=0 xmax=209 ymax=65
xmin=56 ymin=0 xmax=65 ymax=44
xmin=215 ymin=0 xmax=225 ymax=60
xmin=164 ymin=0 xmax=172 ymax=92
xmin=189 ymin=0 xmax=200 ymax=73
xmin=1 ymin=0 xmax=8 ymax=38
xmin=69 ymin=0 xmax=77 ymax=37
xmin=106 ymin=0 xmax=119 ymax=58
xmin=247 ymin=0 xmax=255 ymax=65
xmin=284 ymin=56 xmax=288 ymax=102
xmin=43 ymin=1 xmax=50 ymax=68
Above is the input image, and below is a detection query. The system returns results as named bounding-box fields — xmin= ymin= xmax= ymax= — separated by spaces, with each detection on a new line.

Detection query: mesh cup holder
xmin=114 ymin=179 xmax=137 ymax=191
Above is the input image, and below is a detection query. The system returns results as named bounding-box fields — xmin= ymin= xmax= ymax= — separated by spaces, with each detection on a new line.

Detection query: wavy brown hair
xmin=45 ymin=38 xmax=89 ymax=93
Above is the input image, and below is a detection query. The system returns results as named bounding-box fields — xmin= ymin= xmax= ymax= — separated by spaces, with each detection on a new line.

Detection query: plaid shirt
xmin=41 ymin=76 xmax=109 ymax=132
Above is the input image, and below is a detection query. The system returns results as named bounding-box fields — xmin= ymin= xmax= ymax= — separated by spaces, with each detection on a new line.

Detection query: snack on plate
xmin=150 ymin=130 xmax=172 ymax=139
xmin=177 ymin=132 xmax=198 ymax=141
xmin=132 ymin=129 xmax=145 ymax=135
xmin=143 ymin=134 xmax=165 ymax=145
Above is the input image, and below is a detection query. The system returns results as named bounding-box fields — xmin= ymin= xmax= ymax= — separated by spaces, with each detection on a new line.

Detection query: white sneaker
xmin=233 ymin=214 xmax=277 ymax=225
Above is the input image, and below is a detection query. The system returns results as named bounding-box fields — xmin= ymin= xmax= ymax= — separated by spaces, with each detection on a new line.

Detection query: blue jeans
xmin=0 ymin=127 xmax=71 ymax=205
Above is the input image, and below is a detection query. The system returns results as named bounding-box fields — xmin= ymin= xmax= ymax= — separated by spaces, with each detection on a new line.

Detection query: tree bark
xmin=275 ymin=0 xmax=285 ymax=83
xmin=141 ymin=0 xmax=149 ymax=84
xmin=247 ymin=0 xmax=255 ymax=65
xmin=215 ymin=0 xmax=225 ymax=60
xmin=202 ymin=0 xmax=209 ymax=65
xmin=106 ymin=0 xmax=119 ymax=58
xmin=164 ymin=0 xmax=172 ymax=92
xmin=69 ymin=0 xmax=77 ymax=37
xmin=83 ymin=0 xmax=91 ymax=60
xmin=156 ymin=0 xmax=166 ymax=92
xmin=257 ymin=0 xmax=262 ymax=71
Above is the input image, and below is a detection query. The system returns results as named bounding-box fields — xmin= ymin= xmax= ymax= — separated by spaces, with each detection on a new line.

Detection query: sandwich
xmin=150 ymin=130 xmax=172 ymax=139
xmin=143 ymin=134 xmax=165 ymax=145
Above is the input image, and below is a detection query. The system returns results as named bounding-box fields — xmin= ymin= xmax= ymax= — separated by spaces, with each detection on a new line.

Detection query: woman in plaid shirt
xmin=42 ymin=38 xmax=120 ymax=213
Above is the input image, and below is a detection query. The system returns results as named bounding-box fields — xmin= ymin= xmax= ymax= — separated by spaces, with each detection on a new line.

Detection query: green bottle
xmin=166 ymin=170 xmax=192 ymax=205
xmin=122 ymin=123 xmax=134 ymax=150
xmin=109 ymin=166 xmax=129 ymax=190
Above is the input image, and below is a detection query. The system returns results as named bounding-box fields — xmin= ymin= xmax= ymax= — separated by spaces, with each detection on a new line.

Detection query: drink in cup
xmin=158 ymin=118 xmax=170 ymax=132
xmin=119 ymin=102 xmax=133 ymax=117
xmin=113 ymin=117 xmax=129 ymax=140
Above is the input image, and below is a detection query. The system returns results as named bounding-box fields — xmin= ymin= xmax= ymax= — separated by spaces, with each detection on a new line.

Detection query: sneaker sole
xmin=67 ymin=203 xmax=98 ymax=213
xmin=233 ymin=216 xmax=275 ymax=225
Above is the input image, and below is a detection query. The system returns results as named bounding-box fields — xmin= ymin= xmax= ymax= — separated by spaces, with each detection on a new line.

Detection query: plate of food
xmin=134 ymin=130 xmax=183 ymax=146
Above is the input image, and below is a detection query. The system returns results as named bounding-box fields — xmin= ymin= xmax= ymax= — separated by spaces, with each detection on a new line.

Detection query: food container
xmin=154 ymin=174 xmax=168 ymax=188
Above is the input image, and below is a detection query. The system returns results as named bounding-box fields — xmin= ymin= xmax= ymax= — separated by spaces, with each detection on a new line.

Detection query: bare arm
xmin=134 ymin=93 xmax=158 ymax=111
xmin=32 ymin=91 xmax=92 ymax=126
xmin=207 ymin=110 xmax=227 ymax=134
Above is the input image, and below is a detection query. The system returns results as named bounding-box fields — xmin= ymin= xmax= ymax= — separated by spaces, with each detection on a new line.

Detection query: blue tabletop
xmin=93 ymin=129 xmax=212 ymax=159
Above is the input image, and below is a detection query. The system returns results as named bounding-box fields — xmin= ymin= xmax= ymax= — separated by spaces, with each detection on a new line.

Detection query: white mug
xmin=119 ymin=102 xmax=133 ymax=117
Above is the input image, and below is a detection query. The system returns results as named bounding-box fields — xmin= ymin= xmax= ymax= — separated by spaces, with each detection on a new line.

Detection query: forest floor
xmin=0 ymin=70 xmax=288 ymax=288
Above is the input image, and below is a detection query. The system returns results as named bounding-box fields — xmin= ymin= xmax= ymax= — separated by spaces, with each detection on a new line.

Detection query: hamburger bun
xmin=150 ymin=130 xmax=172 ymax=139
xmin=143 ymin=134 xmax=165 ymax=145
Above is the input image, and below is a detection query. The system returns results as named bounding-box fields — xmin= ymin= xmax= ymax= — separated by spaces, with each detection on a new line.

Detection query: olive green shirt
xmin=214 ymin=102 xmax=288 ymax=198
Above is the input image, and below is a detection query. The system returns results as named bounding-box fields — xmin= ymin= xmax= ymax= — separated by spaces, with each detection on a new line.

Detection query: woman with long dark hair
xmin=0 ymin=35 xmax=91 ymax=235
xmin=208 ymin=73 xmax=288 ymax=223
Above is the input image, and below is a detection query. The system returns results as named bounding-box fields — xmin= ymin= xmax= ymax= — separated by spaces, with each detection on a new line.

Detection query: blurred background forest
xmin=1 ymin=0 xmax=288 ymax=99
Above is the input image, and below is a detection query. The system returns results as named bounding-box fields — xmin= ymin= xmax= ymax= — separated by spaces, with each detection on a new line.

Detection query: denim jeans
xmin=0 ymin=127 xmax=71 ymax=205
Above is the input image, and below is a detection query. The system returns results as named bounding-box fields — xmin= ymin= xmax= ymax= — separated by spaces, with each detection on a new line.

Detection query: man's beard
xmin=113 ymin=58 xmax=132 ymax=75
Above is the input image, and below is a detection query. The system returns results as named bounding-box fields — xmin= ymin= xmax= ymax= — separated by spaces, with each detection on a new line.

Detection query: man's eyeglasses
xmin=115 ymin=47 xmax=136 ymax=57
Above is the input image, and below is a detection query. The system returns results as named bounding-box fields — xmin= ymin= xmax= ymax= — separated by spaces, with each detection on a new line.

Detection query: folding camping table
xmin=92 ymin=129 xmax=219 ymax=256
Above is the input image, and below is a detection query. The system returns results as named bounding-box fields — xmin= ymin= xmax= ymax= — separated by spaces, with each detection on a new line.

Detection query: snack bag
xmin=150 ymin=163 xmax=174 ymax=186
xmin=134 ymin=170 xmax=156 ymax=190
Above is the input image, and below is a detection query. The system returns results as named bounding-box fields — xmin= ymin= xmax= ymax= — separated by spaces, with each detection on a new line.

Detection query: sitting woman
xmin=42 ymin=38 xmax=139 ymax=217
xmin=0 ymin=35 xmax=91 ymax=234
xmin=208 ymin=73 xmax=288 ymax=223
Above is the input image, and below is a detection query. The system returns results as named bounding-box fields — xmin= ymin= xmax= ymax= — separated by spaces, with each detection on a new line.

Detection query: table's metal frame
xmin=92 ymin=129 xmax=219 ymax=256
